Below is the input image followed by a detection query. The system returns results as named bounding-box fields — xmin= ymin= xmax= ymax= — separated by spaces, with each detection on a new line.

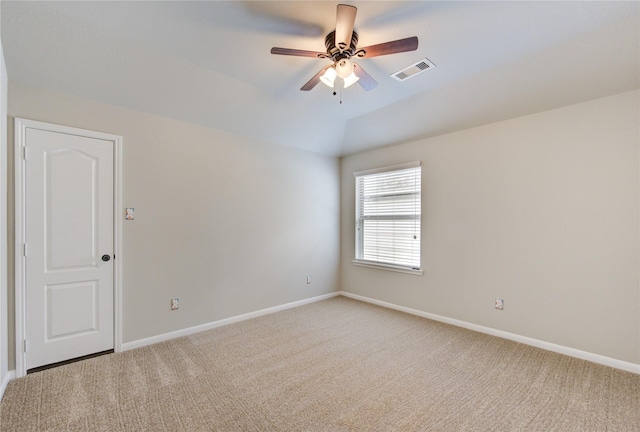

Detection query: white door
xmin=24 ymin=127 xmax=114 ymax=370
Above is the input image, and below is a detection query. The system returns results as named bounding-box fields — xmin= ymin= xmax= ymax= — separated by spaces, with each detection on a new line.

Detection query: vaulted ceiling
xmin=1 ymin=1 xmax=638 ymax=156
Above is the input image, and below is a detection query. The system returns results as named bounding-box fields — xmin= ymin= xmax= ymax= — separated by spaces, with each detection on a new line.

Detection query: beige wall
xmin=341 ymin=90 xmax=640 ymax=364
xmin=7 ymin=82 xmax=340 ymax=363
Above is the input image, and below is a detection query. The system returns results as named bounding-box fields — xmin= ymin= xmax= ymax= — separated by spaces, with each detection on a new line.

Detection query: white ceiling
xmin=1 ymin=1 xmax=638 ymax=157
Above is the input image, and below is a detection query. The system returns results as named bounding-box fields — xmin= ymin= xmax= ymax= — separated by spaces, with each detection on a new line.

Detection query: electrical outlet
xmin=171 ymin=298 xmax=179 ymax=310
xmin=494 ymin=298 xmax=504 ymax=310
xmin=306 ymin=276 xmax=311 ymax=284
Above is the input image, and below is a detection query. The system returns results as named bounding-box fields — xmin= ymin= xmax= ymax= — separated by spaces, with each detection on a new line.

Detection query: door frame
xmin=14 ymin=118 xmax=123 ymax=378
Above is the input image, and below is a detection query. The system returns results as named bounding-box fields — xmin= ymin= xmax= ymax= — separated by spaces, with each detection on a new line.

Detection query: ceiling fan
xmin=270 ymin=4 xmax=418 ymax=92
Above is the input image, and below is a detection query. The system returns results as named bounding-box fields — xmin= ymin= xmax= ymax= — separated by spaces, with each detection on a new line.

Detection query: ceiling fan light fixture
xmin=343 ymin=72 xmax=359 ymax=88
xmin=320 ymin=66 xmax=337 ymax=87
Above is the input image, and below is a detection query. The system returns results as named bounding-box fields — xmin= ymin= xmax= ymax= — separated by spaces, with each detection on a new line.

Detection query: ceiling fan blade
xmin=335 ymin=4 xmax=357 ymax=51
xmin=353 ymin=64 xmax=378 ymax=91
xmin=358 ymin=36 xmax=418 ymax=58
xmin=271 ymin=47 xmax=327 ymax=58
xmin=301 ymin=65 xmax=331 ymax=91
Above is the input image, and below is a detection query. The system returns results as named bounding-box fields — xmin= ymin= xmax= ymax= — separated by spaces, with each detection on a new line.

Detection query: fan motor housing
xmin=325 ymin=30 xmax=359 ymax=60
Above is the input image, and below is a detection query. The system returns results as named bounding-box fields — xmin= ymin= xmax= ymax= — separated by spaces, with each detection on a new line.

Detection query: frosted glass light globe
xmin=335 ymin=58 xmax=354 ymax=78
xmin=320 ymin=67 xmax=337 ymax=88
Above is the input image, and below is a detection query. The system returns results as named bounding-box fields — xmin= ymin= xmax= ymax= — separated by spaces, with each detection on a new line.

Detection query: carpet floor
xmin=1 ymin=296 xmax=639 ymax=431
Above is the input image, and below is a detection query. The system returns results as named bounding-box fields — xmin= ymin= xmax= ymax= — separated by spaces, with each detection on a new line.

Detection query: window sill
xmin=352 ymin=260 xmax=424 ymax=276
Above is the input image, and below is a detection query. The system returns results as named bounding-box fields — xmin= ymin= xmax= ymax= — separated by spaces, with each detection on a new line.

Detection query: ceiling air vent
xmin=391 ymin=57 xmax=436 ymax=82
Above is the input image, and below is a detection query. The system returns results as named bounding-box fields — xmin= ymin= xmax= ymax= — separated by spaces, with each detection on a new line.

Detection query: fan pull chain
xmin=332 ymin=78 xmax=344 ymax=104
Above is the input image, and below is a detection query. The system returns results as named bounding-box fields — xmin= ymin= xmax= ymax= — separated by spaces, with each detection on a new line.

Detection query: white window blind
xmin=355 ymin=162 xmax=421 ymax=270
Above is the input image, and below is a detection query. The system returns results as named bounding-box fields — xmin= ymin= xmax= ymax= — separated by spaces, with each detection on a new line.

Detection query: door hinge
xmin=23 ymin=243 xmax=27 ymax=257
xmin=23 ymin=339 xmax=28 ymax=353
xmin=23 ymin=146 xmax=27 ymax=160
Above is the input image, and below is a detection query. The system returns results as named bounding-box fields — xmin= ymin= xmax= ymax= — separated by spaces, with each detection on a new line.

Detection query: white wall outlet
xmin=171 ymin=298 xmax=179 ymax=310
xmin=495 ymin=298 xmax=504 ymax=310
xmin=306 ymin=276 xmax=311 ymax=284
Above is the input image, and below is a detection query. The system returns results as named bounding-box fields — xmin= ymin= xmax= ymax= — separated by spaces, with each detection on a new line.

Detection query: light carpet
xmin=1 ymin=296 xmax=638 ymax=431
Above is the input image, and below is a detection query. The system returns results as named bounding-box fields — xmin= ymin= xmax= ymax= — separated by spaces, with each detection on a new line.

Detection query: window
xmin=354 ymin=162 xmax=422 ymax=274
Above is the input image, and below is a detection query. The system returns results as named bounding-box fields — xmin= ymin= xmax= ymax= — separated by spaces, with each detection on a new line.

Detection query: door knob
xmin=101 ymin=254 xmax=111 ymax=262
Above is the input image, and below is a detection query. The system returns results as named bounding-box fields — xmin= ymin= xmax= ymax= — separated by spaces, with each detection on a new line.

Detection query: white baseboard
xmin=122 ymin=292 xmax=340 ymax=351
xmin=0 ymin=370 xmax=16 ymax=401
xmin=339 ymin=291 xmax=640 ymax=375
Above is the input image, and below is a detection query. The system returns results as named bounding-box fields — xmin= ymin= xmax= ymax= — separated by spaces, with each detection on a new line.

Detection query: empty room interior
xmin=0 ymin=1 xmax=639 ymax=430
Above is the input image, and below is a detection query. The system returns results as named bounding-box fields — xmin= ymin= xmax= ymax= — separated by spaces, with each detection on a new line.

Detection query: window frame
xmin=352 ymin=161 xmax=423 ymax=276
